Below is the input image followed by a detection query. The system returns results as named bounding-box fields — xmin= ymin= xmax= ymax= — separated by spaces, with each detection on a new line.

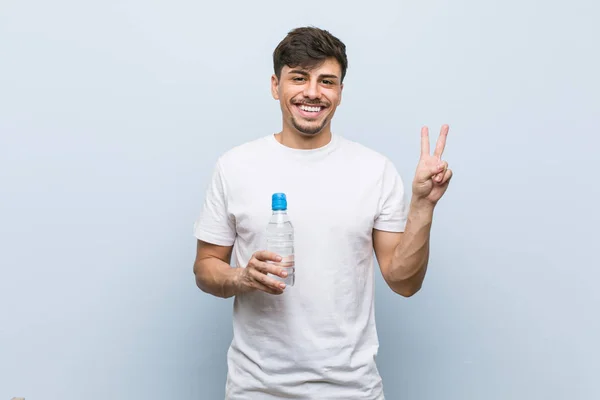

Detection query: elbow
xmin=193 ymin=261 xmax=210 ymax=294
xmin=391 ymin=282 xmax=422 ymax=297
xmin=384 ymin=269 xmax=424 ymax=298
xmin=194 ymin=274 xmax=207 ymax=293
xmin=384 ymin=259 xmax=427 ymax=298
xmin=194 ymin=268 xmax=222 ymax=297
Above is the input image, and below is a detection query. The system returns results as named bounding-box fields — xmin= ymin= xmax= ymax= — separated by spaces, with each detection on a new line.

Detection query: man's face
xmin=271 ymin=57 xmax=343 ymax=137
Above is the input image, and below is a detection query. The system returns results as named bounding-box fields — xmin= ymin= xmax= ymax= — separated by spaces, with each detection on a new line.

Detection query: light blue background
xmin=1 ymin=0 xmax=598 ymax=399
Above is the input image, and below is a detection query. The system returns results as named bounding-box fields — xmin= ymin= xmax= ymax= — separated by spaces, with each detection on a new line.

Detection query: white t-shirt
xmin=194 ymin=133 xmax=408 ymax=400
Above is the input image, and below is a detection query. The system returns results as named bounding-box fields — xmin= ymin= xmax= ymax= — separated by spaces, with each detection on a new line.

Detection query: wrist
xmin=410 ymin=196 xmax=436 ymax=214
xmin=230 ymin=267 xmax=251 ymax=296
xmin=232 ymin=268 xmax=244 ymax=294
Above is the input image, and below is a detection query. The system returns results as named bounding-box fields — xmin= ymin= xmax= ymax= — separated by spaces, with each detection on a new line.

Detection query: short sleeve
xmin=193 ymin=159 xmax=236 ymax=246
xmin=374 ymin=158 xmax=408 ymax=232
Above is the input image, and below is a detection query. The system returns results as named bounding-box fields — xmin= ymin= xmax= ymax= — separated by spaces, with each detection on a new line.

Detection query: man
xmin=193 ymin=26 xmax=452 ymax=400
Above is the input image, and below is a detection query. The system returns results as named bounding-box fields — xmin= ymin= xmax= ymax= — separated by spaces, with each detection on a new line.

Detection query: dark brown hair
xmin=273 ymin=26 xmax=348 ymax=82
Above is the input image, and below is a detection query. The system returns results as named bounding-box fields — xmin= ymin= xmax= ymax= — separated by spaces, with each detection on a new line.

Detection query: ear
xmin=271 ymin=74 xmax=280 ymax=100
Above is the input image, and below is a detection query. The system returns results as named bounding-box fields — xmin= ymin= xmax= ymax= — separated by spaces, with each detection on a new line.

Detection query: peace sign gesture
xmin=412 ymin=124 xmax=453 ymax=205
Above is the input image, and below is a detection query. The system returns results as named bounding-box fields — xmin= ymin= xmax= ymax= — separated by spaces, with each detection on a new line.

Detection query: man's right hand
xmin=235 ymin=250 xmax=288 ymax=295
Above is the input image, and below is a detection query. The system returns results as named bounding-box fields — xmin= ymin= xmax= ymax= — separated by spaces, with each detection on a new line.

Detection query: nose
xmin=302 ymin=79 xmax=321 ymax=100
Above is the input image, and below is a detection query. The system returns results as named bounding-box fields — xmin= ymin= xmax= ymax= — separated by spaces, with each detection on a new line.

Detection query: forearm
xmin=387 ymin=199 xmax=435 ymax=296
xmin=194 ymin=257 xmax=240 ymax=299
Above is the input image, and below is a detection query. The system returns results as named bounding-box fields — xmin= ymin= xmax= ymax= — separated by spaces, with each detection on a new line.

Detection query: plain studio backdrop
xmin=1 ymin=0 xmax=598 ymax=399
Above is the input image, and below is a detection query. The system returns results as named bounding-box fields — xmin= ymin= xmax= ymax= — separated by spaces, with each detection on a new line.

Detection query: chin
xmin=292 ymin=118 xmax=329 ymax=136
xmin=298 ymin=129 xmax=322 ymax=136
xmin=295 ymin=127 xmax=325 ymax=136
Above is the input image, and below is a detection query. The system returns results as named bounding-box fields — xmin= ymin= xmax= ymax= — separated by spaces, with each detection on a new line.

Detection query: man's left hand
xmin=411 ymin=124 xmax=453 ymax=206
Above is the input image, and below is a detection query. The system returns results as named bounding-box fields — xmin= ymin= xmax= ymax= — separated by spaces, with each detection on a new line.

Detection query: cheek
xmin=326 ymin=90 xmax=341 ymax=106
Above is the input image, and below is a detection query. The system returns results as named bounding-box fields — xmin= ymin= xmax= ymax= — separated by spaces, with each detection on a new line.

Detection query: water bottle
xmin=266 ymin=193 xmax=295 ymax=287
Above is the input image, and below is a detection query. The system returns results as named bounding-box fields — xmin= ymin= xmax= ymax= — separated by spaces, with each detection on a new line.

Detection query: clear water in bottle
xmin=266 ymin=193 xmax=295 ymax=287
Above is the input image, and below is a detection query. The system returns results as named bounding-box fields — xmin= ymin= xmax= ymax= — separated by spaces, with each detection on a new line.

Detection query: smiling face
xmin=271 ymin=57 xmax=343 ymax=138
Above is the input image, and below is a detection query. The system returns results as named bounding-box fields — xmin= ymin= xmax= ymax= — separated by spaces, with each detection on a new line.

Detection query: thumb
xmin=417 ymin=160 xmax=447 ymax=182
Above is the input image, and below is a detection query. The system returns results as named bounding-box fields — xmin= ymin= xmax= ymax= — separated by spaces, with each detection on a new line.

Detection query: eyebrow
xmin=288 ymin=69 xmax=339 ymax=80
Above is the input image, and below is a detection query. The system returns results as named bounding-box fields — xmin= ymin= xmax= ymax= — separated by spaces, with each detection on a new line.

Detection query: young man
xmin=193 ymin=27 xmax=452 ymax=400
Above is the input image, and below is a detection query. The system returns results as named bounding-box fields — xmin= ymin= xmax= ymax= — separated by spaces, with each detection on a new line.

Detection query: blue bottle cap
xmin=271 ymin=193 xmax=287 ymax=210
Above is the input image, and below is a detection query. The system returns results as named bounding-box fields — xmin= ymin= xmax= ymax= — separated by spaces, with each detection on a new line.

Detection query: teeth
xmin=299 ymin=105 xmax=322 ymax=112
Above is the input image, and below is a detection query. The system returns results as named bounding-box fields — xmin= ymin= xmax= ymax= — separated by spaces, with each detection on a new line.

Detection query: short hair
xmin=273 ymin=26 xmax=348 ymax=82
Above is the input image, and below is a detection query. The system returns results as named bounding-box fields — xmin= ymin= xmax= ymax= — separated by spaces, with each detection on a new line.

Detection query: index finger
xmin=254 ymin=250 xmax=282 ymax=262
xmin=433 ymin=124 xmax=449 ymax=158
xmin=421 ymin=126 xmax=430 ymax=157
xmin=249 ymin=258 xmax=288 ymax=280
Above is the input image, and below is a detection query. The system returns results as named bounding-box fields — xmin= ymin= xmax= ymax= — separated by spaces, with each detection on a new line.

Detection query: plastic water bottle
xmin=266 ymin=193 xmax=295 ymax=287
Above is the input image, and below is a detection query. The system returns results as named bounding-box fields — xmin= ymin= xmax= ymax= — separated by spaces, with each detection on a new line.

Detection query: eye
xmin=322 ymin=80 xmax=333 ymax=85
xmin=292 ymin=77 xmax=306 ymax=82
